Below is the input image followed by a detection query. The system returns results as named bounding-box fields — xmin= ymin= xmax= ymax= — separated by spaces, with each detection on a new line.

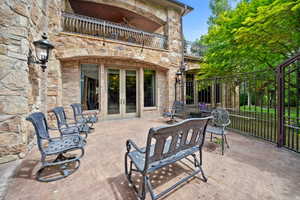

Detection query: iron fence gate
xmin=181 ymin=52 xmax=300 ymax=153
xmin=277 ymin=53 xmax=300 ymax=152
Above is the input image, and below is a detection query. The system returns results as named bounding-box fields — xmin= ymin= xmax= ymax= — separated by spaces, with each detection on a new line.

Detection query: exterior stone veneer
xmin=0 ymin=0 xmax=192 ymax=162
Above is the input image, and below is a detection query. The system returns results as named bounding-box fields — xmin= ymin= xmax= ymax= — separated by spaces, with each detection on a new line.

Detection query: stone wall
xmin=185 ymin=58 xmax=201 ymax=71
xmin=0 ymin=0 xmax=184 ymax=162
xmin=50 ymin=2 xmax=183 ymax=110
xmin=0 ymin=0 xmax=62 ymax=163
xmin=0 ymin=0 xmax=46 ymax=163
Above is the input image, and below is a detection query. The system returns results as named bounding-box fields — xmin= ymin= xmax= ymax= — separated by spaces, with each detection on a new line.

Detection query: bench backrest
xmin=52 ymin=107 xmax=68 ymax=129
xmin=145 ymin=117 xmax=211 ymax=169
xmin=26 ymin=112 xmax=50 ymax=152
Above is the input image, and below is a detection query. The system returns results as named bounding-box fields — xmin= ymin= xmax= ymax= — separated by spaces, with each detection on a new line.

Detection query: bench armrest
xmin=126 ymin=139 xmax=145 ymax=154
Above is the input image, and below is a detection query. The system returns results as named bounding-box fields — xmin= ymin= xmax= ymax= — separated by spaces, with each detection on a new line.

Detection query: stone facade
xmin=0 ymin=0 xmax=192 ymax=162
xmin=0 ymin=0 xmax=60 ymax=163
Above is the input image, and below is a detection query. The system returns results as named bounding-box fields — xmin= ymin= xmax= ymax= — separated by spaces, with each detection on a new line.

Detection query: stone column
xmin=194 ymin=77 xmax=198 ymax=106
xmin=99 ymin=63 xmax=106 ymax=119
xmin=139 ymin=68 xmax=144 ymax=117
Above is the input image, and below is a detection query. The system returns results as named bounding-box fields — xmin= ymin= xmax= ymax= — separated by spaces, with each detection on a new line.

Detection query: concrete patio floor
xmin=3 ymin=117 xmax=300 ymax=200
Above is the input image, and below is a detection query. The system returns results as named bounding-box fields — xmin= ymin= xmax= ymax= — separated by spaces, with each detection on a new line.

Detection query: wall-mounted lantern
xmin=175 ymin=71 xmax=182 ymax=84
xmin=28 ymin=33 xmax=54 ymax=72
xmin=175 ymin=61 xmax=187 ymax=101
xmin=176 ymin=61 xmax=187 ymax=83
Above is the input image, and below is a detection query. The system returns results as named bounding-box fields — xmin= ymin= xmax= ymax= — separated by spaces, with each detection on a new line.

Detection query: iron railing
xmin=277 ymin=52 xmax=300 ymax=151
xmin=181 ymin=52 xmax=300 ymax=153
xmin=61 ymin=12 xmax=168 ymax=49
xmin=184 ymin=41 xmax=205 ymax=58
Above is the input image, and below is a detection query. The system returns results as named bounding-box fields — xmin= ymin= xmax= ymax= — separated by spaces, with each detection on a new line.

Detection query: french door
xmin=107 ymin=68 xmax=138 ymax=118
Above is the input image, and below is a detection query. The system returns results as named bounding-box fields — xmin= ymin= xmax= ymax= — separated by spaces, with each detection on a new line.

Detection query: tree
xmin=199 ymin=0 xmax=300 ymax=78
xmin=208 ymin=0 xmax=231 ymax=25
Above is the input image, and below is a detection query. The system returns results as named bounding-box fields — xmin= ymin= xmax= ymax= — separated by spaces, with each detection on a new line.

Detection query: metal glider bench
xmin=125 ymin=117 xmax=211 ymax=200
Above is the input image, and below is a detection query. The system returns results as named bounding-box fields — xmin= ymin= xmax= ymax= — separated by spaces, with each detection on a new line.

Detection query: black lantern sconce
xmin=175 ymin=61 xmax=187 ymax=83
xmin=175 ymin=71 xmax=182 ymax=84
xmin=28 ymin=33 xmax=54 ymax=72
xmin=175 ymin=61 xmax=187 ymax=101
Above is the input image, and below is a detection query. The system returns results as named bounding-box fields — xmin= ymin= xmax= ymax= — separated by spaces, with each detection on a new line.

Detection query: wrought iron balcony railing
xmin=184 ymin=41 xmax=205 ymax=58
xmin=62 ymin=12 xmax=168 ymax=50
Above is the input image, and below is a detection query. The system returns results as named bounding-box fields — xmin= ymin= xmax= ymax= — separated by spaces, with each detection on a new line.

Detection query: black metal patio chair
xmin=162 ymin=101 xmax=186 ymax=123
xmin=70 ymin=103 xmax=98 ymax=129
xmin=26 ymin=112 xmax=85 ymax=182
xmin=125 ymin=117 xmax=211 ymax=200
xmin=52 ymin=106 xmax=89 ymax=139
xmin=206 ymin=108 xmax=231 ymax=155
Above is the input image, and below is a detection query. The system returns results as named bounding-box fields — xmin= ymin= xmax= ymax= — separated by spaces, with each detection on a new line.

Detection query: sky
xmin=180 ymin=0 xmax=238 ymax=42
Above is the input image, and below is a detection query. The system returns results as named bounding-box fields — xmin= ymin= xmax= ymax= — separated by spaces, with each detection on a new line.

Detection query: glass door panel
xmin=80 ymin=64 xmax=99 ymax=110
xmin=125 ymin=70 xmax=137 ymax=113
xmin=107 ymin=69 xmax=120 ymax=115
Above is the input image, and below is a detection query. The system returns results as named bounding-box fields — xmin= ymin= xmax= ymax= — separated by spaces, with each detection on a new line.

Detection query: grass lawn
xmin=240 ymin=105 xmax=299 ymax=120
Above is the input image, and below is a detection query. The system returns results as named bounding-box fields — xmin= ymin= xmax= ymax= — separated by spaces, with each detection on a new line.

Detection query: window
xmin=144 ymin=70 xmax=156 ymax=107
xmin=198 ymin=86 xmax=211 ymax=103
xmin=215 ymin=83 xmax=221 ymax=104
xmin=80 ymin=64 xmax=99 ymax=110
xmin=186 ymin=74 xmax=194 ymax=104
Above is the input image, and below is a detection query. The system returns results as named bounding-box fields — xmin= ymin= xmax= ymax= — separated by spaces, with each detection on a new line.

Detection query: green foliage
xmin=208 ymin=0 xmax=232 ymax=25
xmin=199 ymin=0 xmax=300 ymax=78
xmin=240 ymin=105 xmax=299 ymax=119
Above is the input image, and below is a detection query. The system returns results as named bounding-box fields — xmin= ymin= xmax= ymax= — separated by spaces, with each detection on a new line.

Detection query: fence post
xmin=276 ymin=66 xmax=285 ymax=147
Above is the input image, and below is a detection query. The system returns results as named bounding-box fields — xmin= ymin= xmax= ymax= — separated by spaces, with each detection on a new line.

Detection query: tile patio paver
xmin=4 ymin=118 xmax=300 ymax=200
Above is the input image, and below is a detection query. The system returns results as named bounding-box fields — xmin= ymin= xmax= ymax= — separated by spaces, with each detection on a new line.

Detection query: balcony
xmin=61 ymin=12 xmax=168 ymax=50
xmin=184 ymin=41 xmax=205 ymax=58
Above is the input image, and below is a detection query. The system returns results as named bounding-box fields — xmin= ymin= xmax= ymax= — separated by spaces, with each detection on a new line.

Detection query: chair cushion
xmin=128 ymin=141 xmax=199 ymax=173
xmin=44 ymin=135 xmax=84 ymax=155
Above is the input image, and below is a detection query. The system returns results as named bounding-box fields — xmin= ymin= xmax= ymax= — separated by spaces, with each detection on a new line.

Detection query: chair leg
xmin=199 ymin=149 xmax=203 ymax=166
xmin=140 ymin=175 xmax=147 ymax=200
xmin=210 ymin=133 xmax=213 ymax=142
xmin=221 ymin=135 xmax=224 ymax=155
xmin=37 ymin=154 xmax=81 ymax=182
xmin=224 ymin=135 xmax=230 ymax=148
xmin=124 ymin=153 xmax=132 ymax=183
xmin=192 ymin=153 xmax=207 ymax=182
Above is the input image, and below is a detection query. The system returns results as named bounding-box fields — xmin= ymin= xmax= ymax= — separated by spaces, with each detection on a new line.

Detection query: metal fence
xmin=182 ymin=52 xmax=300 ymax=153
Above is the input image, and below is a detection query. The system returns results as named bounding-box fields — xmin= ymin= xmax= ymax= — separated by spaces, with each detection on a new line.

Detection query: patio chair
xmin=52 ymin=106 xmax=89 ymax=139
xmin=70 ymin=103 xmax=98 ymax=129
xmin=26 ymin=112 xmax=85 ymax=182
xmin=206 ymin=108 xmax=231 ymax=155
xmin=125 ymin=117 xmax=212 ymax=200
xmin=162 ymin=101 xmax=186 ymax=123
xmin=199 ymin=103 xmax=211 ymax=117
